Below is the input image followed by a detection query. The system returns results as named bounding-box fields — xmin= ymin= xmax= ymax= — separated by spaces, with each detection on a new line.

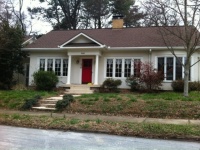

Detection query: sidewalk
xmin=0 ymin=109 xmax=200 ymax=126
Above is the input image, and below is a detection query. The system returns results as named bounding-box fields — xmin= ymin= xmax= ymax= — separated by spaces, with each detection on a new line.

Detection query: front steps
xmin=65 ymin=85 xmax=94 ymax=94
xmin=32 ymin=95 xmax=81 ymax=111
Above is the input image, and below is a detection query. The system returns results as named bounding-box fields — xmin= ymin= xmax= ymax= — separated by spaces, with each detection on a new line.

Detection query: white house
xmin=22 ymin=17 xmax=200 ymax=90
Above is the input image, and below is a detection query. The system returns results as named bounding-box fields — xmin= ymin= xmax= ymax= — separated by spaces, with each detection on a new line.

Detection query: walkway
xmin=0 ymin=109 xmax=200 ymax=125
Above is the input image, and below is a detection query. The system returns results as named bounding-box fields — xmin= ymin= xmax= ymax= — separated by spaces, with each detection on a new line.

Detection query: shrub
xmin=56 ymin=94 xmax=74 ymax=111
xmin=172 ymin=80 xmax=200 ymax=92
xmin=126 ymin=75 xmax=139 ymax=91
xmin=20 ymin=95 xmax=41 ymax=110
xmin=134 ymin=61 xmax=163 ymax=92
xmin=189 ymin=81 xmax=200 ymax=91
xmin=33 ymin=71 xmax=58 ymax=91
xmin=101 ymin=78 xmax=122 ymax=92
xmin=171 ymin=80 xmax=184 ymax=92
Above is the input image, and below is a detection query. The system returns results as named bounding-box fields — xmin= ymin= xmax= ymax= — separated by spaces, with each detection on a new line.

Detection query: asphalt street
xmin=0 ymin=125 xmax=200 ymax=150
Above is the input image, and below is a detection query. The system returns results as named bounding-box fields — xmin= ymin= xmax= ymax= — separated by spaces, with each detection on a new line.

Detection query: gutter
xmin=107 ymin=46 xmax=200 ymax=51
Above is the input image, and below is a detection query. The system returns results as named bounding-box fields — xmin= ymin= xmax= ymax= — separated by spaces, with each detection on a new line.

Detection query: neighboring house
xmin=13 ymin=36 xmax=36 ymax=86
xmin=22 ymin=17 xmax=200 ymax=90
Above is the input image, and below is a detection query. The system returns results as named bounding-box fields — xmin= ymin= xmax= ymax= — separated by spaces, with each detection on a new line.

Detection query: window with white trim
xmin=157 ymin=56 xmax=190 ymax=81
xmin=63 ymin=59 xmax=68 ymax=76
xmin=105 ymin=58 xmax=141 ymax=78
xmin=55 ymin=59 xmax=61 ymax=76
xmin=47 ymin=59 xmax=53 ymax=71
xmin=106 ymin=59 xmax=113 ymax=77
xmin=39 ymin=59 xmax=45 ymax=71
xmin=39 ymin=58 xmax=68 ymax=76
xmin=124 ymin=59 xmax=131 ymax=77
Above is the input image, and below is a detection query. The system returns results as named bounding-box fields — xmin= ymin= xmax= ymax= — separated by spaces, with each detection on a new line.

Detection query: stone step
xmin=46 ymin=97 xmax=63 ymax=100
xmin=40 ymin=104 xmax=56 ymax=108
xmin=32 ymin=107 xmax=56 ymax=111
xmin=40 ymin=100 xmax=59 ymax=104
xmin=65 ymin=91 xmax=93 ymax=94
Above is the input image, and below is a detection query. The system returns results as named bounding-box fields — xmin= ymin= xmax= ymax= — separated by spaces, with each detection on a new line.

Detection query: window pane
xmin=158 ymin=57 xmax=164 ymax=72
xmin=106 ymin=59 xmax=113 ymax=77
xmin=39 ymin=59 xmax=45 ymax=71
xmin=167 ymin=57 xmax=173 ymax=80
xmin=176 ymin=57 xmax=182 ymax=80
xmin=63 ymin=59 xmax=68 ymax=76
xmin=55 ymin=59 xmax=61 ymax=76
xmin=124 ymin=59 xmax=131 ymax=77
xmin=115 ymin=59 xmax=122 ymax=77
xmin=134 ymin=59 xmax=141 ymax=77
xmin=47 ymin=59 xmax=53 ymax=71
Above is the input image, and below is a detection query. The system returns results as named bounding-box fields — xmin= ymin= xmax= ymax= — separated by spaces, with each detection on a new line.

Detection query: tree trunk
xmin=183 ymin=62 xmax=190 ymax=97
xmin=98 ymin=17 xmax=101 ymax=29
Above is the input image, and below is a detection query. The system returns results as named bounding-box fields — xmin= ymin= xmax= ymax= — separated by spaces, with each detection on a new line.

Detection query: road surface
xmin=0 ymin=125 xmax=200 ymax=150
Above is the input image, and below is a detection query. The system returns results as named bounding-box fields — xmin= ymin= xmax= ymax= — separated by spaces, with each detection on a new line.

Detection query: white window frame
xmin=155 ymin=56 xmax=192 ymax=82
xmin=104 ymin=57 xmax=142 ymax=78
xmin=38 ymin=57 xmax=68 ymax=77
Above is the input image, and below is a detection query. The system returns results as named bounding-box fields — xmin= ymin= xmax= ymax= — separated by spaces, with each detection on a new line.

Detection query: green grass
xmin=71 ymin=92 xmax=200 ymax=119
xmin=0 ymin=90 xmax=57 ymax=109
xmin=141 ymin=91 xmax=200 ymax=101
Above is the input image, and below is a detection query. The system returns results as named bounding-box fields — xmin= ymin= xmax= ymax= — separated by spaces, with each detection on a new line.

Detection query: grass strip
xmin=0 ymin=113 xmax=199 ymax=141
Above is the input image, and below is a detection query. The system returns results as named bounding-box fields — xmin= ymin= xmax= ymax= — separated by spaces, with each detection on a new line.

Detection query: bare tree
xmin=143 ymin=0 xmax=200 ymax=96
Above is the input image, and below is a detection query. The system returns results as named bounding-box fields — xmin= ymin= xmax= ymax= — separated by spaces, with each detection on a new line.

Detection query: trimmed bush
xmin=189 ymin=81 xmax=200 ymax=91
xmin=33 ymin=71 xmax=58 ymax=91
xmin=56 ymin=94 xmax=74 ymax=111
xmin=20 ymin=95 xmax=41 ymax=110
xmin=126 ymin=75 xmax=139 ymax=91
xmin=101 ymin=78 xmax=122 ymax=92
xmin=171 ymin=80 xmax=200 ymax=92
xmin=171 ymin=80 xmax=184 ymax=92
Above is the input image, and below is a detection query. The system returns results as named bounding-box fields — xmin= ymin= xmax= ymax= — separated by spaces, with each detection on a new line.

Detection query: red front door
xmin=82 ymin=59 xmax=92 ymax=84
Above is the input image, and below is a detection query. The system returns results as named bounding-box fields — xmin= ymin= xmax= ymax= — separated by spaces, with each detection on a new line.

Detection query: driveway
xmin=0 ymin=125 xmax=199 ymax=150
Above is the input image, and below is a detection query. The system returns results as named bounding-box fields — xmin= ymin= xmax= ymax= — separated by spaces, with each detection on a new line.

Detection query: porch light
xmin=76 ymin=59 xmax=79 ymax=64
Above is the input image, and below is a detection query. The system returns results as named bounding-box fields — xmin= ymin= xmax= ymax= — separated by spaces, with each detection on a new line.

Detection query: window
xmin=55 ymin=59 xmax=61 ymax=76
xmin=39 ymin=58 xmax=68 ymax=76
xmin=176 ymin=57 xmax=182 ymax=80
xmin=157 ymin=57 xmax=190 ymax=81
xmin=47 ymin=59 xmax=53 ymax=71
xmin=166 ymin=57 xmax=173 ymax=80
xmin=106 ymin=58 xmax=141 ymax=78
xmin=124 ymin=59 xmax=131 ymax=77
xmin=39 ymin=59 xmax=45 ymax=71
xmin=134 ymin=59 xmax=141 ymax=77
xmin=115 ymin=59 xmax=122 ymax=77
xmin=106 ymin=59 xmax=113 ymax=77
xmin=63 ymin=59 xmax=68 ymax=76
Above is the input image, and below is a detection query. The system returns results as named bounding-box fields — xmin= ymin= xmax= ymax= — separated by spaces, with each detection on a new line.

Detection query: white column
xmin=94 ymin=55 xmax=99 ymax=85
xmin=67 ymin=55 xmax=72 ymax=84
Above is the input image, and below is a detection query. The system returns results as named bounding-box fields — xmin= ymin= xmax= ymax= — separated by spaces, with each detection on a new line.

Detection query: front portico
xmin=66 ymin=51 xmax=101 ymax=85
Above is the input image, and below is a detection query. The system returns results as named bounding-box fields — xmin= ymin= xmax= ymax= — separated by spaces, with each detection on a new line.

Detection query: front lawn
xmin=68 ymin=91 xmax=200 ymax=119
xmin=0 ymin=90 xmax=57 ymax=109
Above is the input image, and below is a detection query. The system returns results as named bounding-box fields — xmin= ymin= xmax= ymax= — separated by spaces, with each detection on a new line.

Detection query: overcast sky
xmin=21 ymin=0 xmax=141 ymax=35
xmin=22 ymin=0 xmax=52 ymax=34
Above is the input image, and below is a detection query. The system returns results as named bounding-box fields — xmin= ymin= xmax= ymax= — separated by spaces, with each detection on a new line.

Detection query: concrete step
xmin=65 ymin=91 xmax=93 ymax=94
xmin=32 ymin=107 xmax=56 ymax=111
xmin=32 ymin=95 xmax=82 ymax=111
xmin=40 ymin=100 xmax=59 ymax=104
xmin=46 ymin=97 xmax=63 ymax=100
xmin=40 ymin=104 xmax=56 ymax=108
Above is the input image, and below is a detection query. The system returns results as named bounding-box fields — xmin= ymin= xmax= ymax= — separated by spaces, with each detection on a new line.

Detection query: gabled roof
xmin=25 ymin=26 xmax=198 ymax=49
xmin=60 ymin=33 xmax=103 ymax=47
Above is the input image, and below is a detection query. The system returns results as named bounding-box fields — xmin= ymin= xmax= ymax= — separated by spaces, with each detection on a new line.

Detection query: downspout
xmin=149 ymin=49 xmax=152 ymax=63
xmin=198 ymin=56 xmax=200 ymax=92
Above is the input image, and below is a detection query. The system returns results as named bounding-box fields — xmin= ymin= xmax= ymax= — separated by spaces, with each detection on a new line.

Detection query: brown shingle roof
xmin=26 ymin=27 xmax=195 ymax=48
